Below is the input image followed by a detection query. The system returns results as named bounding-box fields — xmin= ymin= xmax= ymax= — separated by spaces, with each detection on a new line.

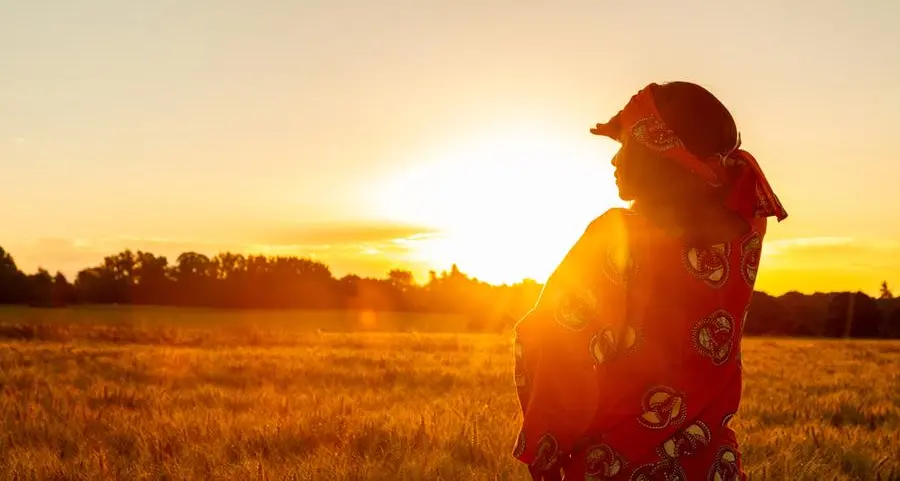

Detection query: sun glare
xmin=373 ymin=128 xmax=624 ymax=284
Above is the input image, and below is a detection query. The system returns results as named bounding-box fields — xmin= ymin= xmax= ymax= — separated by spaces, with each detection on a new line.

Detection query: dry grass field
xmin=0 ymin=307 xmax=898 ymax=480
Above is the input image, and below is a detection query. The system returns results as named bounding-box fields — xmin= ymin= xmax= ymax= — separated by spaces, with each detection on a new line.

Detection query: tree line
xmin=0 ymin=245 xmax=898 ymax=338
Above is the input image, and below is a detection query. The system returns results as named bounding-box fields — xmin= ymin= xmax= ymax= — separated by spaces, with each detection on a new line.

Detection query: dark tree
xmin=0 ymin=246 xmax=27 ymax=304
xmin=826 ymin=292 xmax=882 ymax=339
xmin=0 ymin=243 xmax=898 ymax=337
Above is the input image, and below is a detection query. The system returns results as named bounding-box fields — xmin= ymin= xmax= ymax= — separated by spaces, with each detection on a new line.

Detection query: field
xmin=0 ymin=307 xmax=898 ymax=480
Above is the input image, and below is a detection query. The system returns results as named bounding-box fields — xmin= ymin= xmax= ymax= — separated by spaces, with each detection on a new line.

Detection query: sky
xmin=2 ymin=0 xmax=899 ymax=295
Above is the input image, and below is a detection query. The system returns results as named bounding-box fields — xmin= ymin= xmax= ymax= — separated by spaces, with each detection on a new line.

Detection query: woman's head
xmin=610 ymin=81 xmax=739 ymax=206
xmin=592 ymin=81 xmax=787 ymax=229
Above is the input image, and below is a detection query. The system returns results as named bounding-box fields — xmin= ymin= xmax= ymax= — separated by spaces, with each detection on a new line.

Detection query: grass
xmin=0 ymin=307 xmax=898 ymax=480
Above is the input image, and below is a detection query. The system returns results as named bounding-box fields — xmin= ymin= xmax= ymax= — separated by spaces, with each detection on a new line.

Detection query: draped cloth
xmin=513 ymin=209 xmax=761 ymax=480
xmin=512 ymin=84 xmax=785 ymax=480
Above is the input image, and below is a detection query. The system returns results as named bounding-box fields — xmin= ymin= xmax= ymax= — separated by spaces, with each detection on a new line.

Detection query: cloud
xmin=765 ymin=236 xmax=856 ymax=250
xmin=763 ymin=236 xmax=900 ymax=267
xmin=757 ymin=236 xmax=900 ymax=295
xmin=4 ymin=221 xmax=441 ymax=280
xmin=262 ymin=222 xmax=439 ymax=246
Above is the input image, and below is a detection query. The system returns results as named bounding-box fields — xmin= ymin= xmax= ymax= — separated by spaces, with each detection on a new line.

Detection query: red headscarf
xmin=590 ymin=83 xmax=788 ymax=223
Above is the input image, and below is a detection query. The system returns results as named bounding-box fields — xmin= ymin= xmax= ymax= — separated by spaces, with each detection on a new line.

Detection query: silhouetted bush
xmin=0 ymin=244 xmax=896 ymax=337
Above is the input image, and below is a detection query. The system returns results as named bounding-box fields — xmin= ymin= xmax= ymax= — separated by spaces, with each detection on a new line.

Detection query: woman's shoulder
xmin=584 ymin=207 xmax=640 ymax=236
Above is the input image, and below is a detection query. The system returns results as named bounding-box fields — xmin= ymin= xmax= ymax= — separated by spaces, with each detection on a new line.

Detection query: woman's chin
xmin=616 ymin=188 xmax=634 ymax=202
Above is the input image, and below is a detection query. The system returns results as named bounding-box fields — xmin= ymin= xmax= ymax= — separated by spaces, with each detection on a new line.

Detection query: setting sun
xmin=372 ymin=126 xmax=625 ymax=284
xmin=3 ymin=2 xmax=900 ymax=480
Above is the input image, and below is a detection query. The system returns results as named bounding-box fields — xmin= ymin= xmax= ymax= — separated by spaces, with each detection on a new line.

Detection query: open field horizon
xmin=0 ymin=308 xmax=898 ymax=480
xmin=5 ymin=1 xmax=900 ymax=479
xmin=0 ymin=305 xmax=473 ymax=337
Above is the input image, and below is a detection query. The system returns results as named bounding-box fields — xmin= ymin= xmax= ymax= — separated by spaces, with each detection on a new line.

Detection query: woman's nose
xmin=611 ymin=152 xmax=619 ymax=167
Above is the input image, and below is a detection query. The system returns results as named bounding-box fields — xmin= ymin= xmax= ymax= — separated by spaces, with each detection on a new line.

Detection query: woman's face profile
xmin=611 ymin=139 xmax=639 ymax=202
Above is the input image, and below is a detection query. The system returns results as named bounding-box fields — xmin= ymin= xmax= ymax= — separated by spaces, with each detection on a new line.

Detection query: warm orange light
xmin=372 ymin=128 xmax=625 ymax=284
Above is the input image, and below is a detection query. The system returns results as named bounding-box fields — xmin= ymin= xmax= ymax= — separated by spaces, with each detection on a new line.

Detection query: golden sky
xmin=2 ymin=0 xmax=899 ymax=295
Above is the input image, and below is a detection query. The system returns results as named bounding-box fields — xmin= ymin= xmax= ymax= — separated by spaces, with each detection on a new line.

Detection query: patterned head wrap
xmin=591 ymin=83 xmax=787 ymax=222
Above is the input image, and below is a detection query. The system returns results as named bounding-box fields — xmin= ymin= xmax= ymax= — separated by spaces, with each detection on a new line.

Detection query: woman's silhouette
xmin=512 ymin=81 xmax=787 ymax=480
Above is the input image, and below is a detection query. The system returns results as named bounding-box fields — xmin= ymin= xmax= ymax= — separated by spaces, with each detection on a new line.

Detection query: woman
xmin=512 ymin=81 xmax=787 ymax=480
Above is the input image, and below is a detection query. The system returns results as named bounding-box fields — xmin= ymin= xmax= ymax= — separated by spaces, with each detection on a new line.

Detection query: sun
xmin=372 ymin=127 xmax=624 ymax=284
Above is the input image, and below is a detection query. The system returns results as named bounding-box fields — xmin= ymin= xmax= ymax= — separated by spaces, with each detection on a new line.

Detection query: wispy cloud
xmin=262 ymin=222 xmax=439 ymax=246
xmin=763 ymin=236 xmax=900 ymax=264
xmin=765 ymin=236 xmax=856 ymax=249
xmin=5 ymin=221 xmax=441 ymax=281
xmin=757 ymin=236 xmax=900 ymax=295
